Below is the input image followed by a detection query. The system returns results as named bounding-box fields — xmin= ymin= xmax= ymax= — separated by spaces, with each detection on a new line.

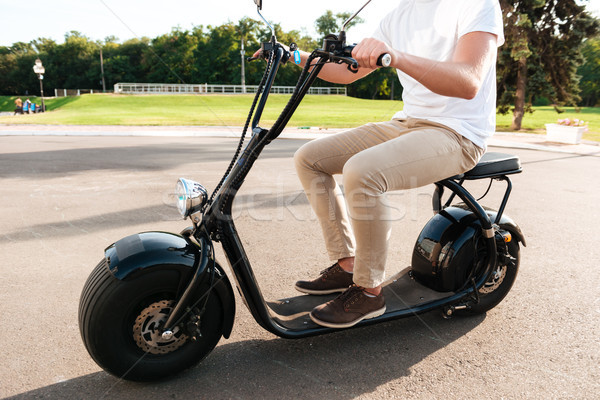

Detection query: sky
xmin=0 ymin=0 xmax=392 ymax=47
xmin=1 ymin=0 xmax=600 ymax=48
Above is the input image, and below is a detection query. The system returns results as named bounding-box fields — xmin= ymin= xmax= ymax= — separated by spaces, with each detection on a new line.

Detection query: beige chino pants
xmin=293 ymin=118 xmax=484 ymax=288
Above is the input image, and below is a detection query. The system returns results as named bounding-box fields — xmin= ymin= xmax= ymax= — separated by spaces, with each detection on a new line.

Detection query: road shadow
xmin=6 ymin=313 xmax=485 ymax=399
xmin=0 ymin=139 xmax=305 ymax=179
xmin=0 ymin=190 xmax=311 ymax=244
xmin=0 ymin=204 xmax=177 ymax=243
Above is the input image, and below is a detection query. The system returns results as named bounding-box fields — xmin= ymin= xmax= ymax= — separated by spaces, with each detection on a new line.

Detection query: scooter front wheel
xmin=79 ymin=259 xmax=224 ymax=381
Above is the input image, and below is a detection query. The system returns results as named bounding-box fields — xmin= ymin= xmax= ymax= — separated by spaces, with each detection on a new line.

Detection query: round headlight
xmin=175 ymin=178 xmax=208 ymax=218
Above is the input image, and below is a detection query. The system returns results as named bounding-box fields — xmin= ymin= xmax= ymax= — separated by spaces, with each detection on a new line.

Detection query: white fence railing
xmin=54 ymin=89 xmax=107 ymax=97
xmin=113 ymin=83 xmax=347 ymax=96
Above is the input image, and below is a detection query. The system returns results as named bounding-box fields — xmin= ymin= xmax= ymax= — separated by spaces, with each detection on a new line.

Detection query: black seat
xmin=461 ymin=152 xmax=521 ymax=179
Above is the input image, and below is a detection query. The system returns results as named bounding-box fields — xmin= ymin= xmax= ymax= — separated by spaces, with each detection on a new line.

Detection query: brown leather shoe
xmin=295 ymin=263 xmax=354 ymax=295
xmin=310 ymin=285 xmax=386 ymax=328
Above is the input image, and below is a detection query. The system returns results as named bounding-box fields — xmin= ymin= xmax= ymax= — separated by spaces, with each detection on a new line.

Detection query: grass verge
xmin=0 ymin=94 xmax=401 ymax=129
xmin=1 ymin=94 xmax=599 ymax=141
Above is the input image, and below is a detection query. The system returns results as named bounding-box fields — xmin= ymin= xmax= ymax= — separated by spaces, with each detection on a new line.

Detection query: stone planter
xmin=545 ymin=123 xmax=585 ymax=144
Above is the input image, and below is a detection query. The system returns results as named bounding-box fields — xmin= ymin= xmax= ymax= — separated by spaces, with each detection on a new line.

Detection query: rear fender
xmin=437 ymin=205 xmax=526 ymax=246
xmin=492 ymin=213 xmax=526 ymax=247
xmin=104 ymin=231 xmax=235 ymax=338
xmin=411 ymin=205 xmax=525 ymax=292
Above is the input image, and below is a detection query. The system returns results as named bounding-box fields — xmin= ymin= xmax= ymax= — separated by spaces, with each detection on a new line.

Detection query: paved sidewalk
xmin=0 ymin=123 xmax=599 ymax=156
xmin=489 ymin=131 xmax=599 ymax=156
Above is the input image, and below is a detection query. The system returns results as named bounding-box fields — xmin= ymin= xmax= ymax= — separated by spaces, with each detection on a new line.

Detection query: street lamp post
xmin=32 ymin=58 xmax=45 ymax=112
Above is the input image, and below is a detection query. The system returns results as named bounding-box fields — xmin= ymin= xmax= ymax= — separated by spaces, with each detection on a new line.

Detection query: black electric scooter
xmin=79 ymin=0 xmax=525 ymax=382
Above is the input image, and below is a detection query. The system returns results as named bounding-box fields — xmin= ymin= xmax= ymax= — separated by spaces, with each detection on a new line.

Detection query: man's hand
xmin=352 ymin=38 xmax=396 ymax=70
xmin=249 ymin=48 xmax=265 ymax=61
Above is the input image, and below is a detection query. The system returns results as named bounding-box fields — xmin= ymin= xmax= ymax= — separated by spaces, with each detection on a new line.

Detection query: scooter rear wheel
xmin=467 ymin=240 xmax=520 ymax=314
xmin=79 ymin=259 xmax=224 ymax=381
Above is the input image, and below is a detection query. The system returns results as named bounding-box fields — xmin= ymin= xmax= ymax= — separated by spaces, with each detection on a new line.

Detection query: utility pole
xmin=241 ymin=37 xmax=246 ymax=94
xmin=100 ymin=47 xmax=106 ymax=92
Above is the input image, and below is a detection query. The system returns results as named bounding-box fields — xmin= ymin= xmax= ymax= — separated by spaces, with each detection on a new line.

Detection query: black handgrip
xmin=343 ymin=44 xmax=357 ymax=57
xmin=377 ymin=53 xmax=392 ymax=67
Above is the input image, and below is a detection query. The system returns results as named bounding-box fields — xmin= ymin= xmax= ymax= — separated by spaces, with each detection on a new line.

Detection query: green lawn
xmin=1 ymin=94 xmax=599 ymax=141
xmin=0 ymin=94 xmax=401 ymax=128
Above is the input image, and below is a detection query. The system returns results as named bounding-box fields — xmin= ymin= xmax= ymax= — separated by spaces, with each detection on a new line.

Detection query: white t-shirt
xmin=373 ymin=0 xmax=504 ymax=149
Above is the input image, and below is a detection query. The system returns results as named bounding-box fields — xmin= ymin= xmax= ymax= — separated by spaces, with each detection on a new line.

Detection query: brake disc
xmin=479 ymin=265 xmax=507 ymax=294
xmin=133 ymin=300 xmax=188 ymax=355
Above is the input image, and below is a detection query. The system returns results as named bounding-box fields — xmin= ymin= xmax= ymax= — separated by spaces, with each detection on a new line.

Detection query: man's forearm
xmin=352 ymin=32 xmax=498 ymax=100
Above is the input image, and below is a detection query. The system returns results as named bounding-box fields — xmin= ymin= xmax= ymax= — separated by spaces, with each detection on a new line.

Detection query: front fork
xmin=161 ymin=229 xmax=213 ymax=339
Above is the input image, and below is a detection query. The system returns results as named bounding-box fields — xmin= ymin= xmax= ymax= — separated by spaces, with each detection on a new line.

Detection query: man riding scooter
xmin=283 ymin=0 xmax=504 ymax=328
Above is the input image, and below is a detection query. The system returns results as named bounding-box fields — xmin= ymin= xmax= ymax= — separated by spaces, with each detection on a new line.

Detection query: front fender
xmin=104 ymin=231 xmax=236 ymax=338
xmin=105 ymin=232 xmax=198 ymax=280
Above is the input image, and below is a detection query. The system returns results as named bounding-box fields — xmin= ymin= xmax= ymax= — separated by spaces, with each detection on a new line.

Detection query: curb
xmin=1 ymin=124 xmax=598 ymax=156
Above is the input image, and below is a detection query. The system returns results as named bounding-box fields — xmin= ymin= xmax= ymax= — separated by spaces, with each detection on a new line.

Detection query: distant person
xmin=24 ymin=98 xmax=31 ymax=114
xmin=14 ymin=97 xmax=23 ymax=115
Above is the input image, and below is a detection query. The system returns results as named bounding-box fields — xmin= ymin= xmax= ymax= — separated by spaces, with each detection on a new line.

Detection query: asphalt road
xmin=1 ymin=135 xmax=599 ymax=399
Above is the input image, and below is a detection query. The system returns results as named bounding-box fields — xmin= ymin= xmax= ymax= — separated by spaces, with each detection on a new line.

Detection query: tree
xmin=145 ymin=28 xmax=200 ymax=83
xmin=315 ymin=10 xmax=364 ymax=40
xmin=102 ymin=38 xmax=150 ymax=87
xmin=0 ymin=46 xmax=19 ymax=94
xmin=59 ymin=32 xmax=98 ymax=88
xmin=498 ymin=0 xmax=599 ymax=130
xmin=0 ymin=13 xmax=398 ymax=99
xmin=578 ymin=37 xmax=600 ymax=106
xmin=0 ymin=42 xmax=39 ymax=95
xmin=194 ymin=23 xmax=242 ymax=84
xmin=268 ymin=24 xmax=321 ymax=87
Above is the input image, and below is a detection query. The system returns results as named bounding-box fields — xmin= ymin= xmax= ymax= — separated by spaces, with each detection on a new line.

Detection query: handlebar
xmin=313 ymin=47 xmax=359 ymax=71
xmin=321 ymin=43 xmax=392 ymax=70
xmin=248 ymin=40 xmax=392 ymax=71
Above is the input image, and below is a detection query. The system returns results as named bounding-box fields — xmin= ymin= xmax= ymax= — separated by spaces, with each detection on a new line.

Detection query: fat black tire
xmin=79 ymin=259 xmax=224 ymax=381
xmin=466 ymin=240 xmax=520 ymax=314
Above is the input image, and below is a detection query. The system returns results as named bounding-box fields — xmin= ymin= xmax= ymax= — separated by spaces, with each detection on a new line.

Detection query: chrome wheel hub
xmin=133 ymin=300 xmax=188 ymax=355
